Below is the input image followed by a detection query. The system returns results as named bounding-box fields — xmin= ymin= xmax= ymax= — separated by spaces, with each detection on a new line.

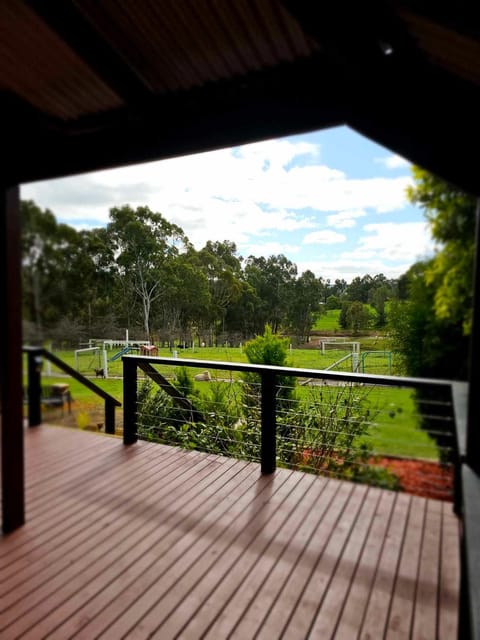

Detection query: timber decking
xmin=1 ymin=425 xmax=459 ymax=639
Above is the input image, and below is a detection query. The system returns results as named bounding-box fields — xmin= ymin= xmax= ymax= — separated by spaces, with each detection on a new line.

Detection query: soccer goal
xmin=320 ymin=340 xmax=360 ymax=354
xmin=74 ymin=347 xmax=109 ymax=378
xmin=319 ymin=340 xmax=361 ymax=373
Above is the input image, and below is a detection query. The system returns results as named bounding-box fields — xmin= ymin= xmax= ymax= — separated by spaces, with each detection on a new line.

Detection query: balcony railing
xmin=122 ymin=356 xmax=455 ymax=496
xmin=23 ymin=346 xmax=121 ymax=433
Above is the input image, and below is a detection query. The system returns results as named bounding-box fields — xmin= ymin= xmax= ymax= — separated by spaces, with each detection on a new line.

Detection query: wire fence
xmin=134 ymin=362 xmax=455 ymax=501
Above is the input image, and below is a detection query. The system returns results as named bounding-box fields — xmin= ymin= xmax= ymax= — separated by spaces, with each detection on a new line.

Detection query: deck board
xmin=385 ymin=495 xmax=426 ymax=639
xmin=0 ymin=424 xmax=460 ymax=639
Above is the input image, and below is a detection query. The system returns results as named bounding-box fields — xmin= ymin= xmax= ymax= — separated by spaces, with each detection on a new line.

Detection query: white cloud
xmin=296 ymin=257 xmax=414 ymax=282
xmin=234 ymin=138 xmax=319 ymax=170
xmin=375 ymin=154 xmax=410 ymax=169
xmin=303 ymin=230 xmax=346 ymax=245
xmin=241 ymin=241 xmax=302 ymax=257
xmin=296 ymin=221 xmax=434 ymax=281
xmin=22 ymin=139 xmax=413 ymax=237
xmin=346 ymin=222 xmax=434 ymax=262
xmin=326 ymin=209 xmax=367 ymax=229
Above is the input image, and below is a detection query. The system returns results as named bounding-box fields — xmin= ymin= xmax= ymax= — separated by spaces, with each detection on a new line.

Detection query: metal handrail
xmin=121 ymin=354 xmax=456 ymax=472
xmin=23 ymin=346 xmax=121 ymax=434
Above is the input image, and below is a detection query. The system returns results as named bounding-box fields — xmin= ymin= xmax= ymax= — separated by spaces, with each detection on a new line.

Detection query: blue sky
xmin=21 ymin=125 xmax=434 ymax=282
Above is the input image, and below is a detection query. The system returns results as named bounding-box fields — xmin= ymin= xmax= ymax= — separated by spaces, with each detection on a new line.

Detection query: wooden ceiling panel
xmin=75 ymin=0 xmax=317 ymax=94
xmin=400 ymin=10 xmax=480 ymax=87
xmin=0 ymin=0 xmax=122 ymax=120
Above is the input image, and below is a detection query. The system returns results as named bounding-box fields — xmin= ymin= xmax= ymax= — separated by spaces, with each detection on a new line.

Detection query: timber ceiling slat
xmin=0 ymin=0 xmax=121 ymax=120
xmin=117 ymin=1 xmax=196 ymax=92
xmin=399 ymin=10 xmax=480 ymax=87
xmin=75 ymin=0 xmax=317 ymax=95
xmin=28 ymin=0 xmax=154 ymax=104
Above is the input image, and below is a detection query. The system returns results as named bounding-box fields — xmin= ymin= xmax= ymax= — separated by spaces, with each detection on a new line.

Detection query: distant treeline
xmin=21 ymin=201 xmax=399 ymax=348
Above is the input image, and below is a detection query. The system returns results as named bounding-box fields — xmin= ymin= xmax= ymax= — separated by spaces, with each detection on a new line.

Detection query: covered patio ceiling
xmin=1 ymin=1 xmax=479 ymax=196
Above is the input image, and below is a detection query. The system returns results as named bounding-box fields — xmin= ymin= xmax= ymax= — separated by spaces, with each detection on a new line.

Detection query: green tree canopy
xmin=107 ymin=205 xmax=189 ymax=339
xmin=389 ymin=168 xmax=474 ymax=379
xmin=407 ymin=166 xmax=476 ymax=334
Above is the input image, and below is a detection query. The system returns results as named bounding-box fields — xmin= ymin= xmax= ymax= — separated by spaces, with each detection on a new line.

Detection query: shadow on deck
xmin=0 ymin=425 xmax=459 ymax=639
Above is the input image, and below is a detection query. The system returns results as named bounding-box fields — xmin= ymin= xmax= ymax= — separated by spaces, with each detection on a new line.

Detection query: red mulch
xmin=371 ymin=456 xmax=454 ymax=502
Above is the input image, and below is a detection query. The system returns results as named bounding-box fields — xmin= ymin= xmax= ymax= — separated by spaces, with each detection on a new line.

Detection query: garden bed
xmin=372 ymin=455 xmax=454 ymax=502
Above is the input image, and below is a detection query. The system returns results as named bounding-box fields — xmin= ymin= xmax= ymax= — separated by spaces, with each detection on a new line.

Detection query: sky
xmin=21 ymin=125 xmax=435 ymax=283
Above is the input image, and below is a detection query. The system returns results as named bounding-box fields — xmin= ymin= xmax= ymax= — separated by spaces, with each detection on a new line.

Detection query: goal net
xmin=74 ymin=347 xmax=107 ymax=377
xmin=320 ymin=340 xmax=360 ymax=354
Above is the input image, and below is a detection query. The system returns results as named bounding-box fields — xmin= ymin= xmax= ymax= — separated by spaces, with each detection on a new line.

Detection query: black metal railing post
xmin=261 ymin=371 xmax=276 ymax=474
xmin=105 ymin=401 xmax=115 ymax=435
xmin=123 ymin=357 xmax=138 ymax=445
xmin=27 ymin=347 xmax=43 ymax=427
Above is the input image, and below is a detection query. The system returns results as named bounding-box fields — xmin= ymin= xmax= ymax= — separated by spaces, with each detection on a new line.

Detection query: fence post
xmin=123 ymin=357 xmax=138 ymax=444
xmin=27 ymin=348 xmax=43 ymax=427
xmin=261 ymin=370 xmax=276 ymax=474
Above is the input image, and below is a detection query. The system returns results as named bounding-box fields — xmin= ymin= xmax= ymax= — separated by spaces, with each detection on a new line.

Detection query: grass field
xmin=362 ymin=386 xmax=438 ymax=459
xmin=30 ymin=344 xmax=441 ymax=461
xmin=313 ymin=309 xmax=340 ymax=331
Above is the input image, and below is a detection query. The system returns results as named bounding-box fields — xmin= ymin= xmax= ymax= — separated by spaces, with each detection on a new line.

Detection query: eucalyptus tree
xmin=21 ymin=200 xmax=89 ymax=339
xmin=78 ymin=227 xmax=118 ymax=333
xmin=224 ymin=280 xmax=261 ymax=339
xmin=286 ymin=270 xmax=325 ymax=342
xmin=106 ymin=205 xmax=189 ymax=339
xmin=22 ymin=200 xmax=58 ymax=337
xmin=345 ymin=275 xmax=374 ymax=303
xmin=158 ymin=254 xmax=210 ymax=344
xmin=243 ymin=254 xmax=297 ymax=334
xmin=196 ymin=240 xmax=243 ymax=339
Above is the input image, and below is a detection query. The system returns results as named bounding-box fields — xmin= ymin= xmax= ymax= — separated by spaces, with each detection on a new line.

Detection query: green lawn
xmin=362 ymin=387 xmax=438 ymax=459
xmin=313 ymin=309 xmax=340 ymax=331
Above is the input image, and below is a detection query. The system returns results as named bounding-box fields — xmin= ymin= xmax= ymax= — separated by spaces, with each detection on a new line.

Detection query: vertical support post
xmin=261 ymin=371 xmax=276 ymax=474
xmin=105 ymin=401 xmax=115 ymax=435
xmin=467 ymin=199 xmax=480 ymax=474
xmin=103 ymin=349 xmax=108 ymax=379
xmin=458 ymin=531 xmax=472 ymax=640
xmin=27 ymin=348 xmax=42 ymax=426
xmin=123 ymin=357 xmax=138 ymax=444
xmin=0 ymin=185 xmax=24 ymax=533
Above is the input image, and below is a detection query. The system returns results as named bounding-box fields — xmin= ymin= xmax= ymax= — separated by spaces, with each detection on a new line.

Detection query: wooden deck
xmin=1 ymin=425 xmax=459 ymax=639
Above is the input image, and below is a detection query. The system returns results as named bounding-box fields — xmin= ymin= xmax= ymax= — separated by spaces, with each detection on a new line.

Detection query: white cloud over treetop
xmin=303 ymin=230 xmax=347 ymax=245
xmin=346 ymin=222 xmax=434 ymax=262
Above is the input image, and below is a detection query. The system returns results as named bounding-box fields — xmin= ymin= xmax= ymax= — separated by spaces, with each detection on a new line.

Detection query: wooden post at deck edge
xmin=0 ymin=185 xmax=24 ymax=533
xmin=467 ymin=200 xmax=480 ymax=474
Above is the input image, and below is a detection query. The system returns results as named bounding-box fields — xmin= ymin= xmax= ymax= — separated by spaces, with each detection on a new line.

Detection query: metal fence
xmin=123 ymin=356 xmax=456 ymax=501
